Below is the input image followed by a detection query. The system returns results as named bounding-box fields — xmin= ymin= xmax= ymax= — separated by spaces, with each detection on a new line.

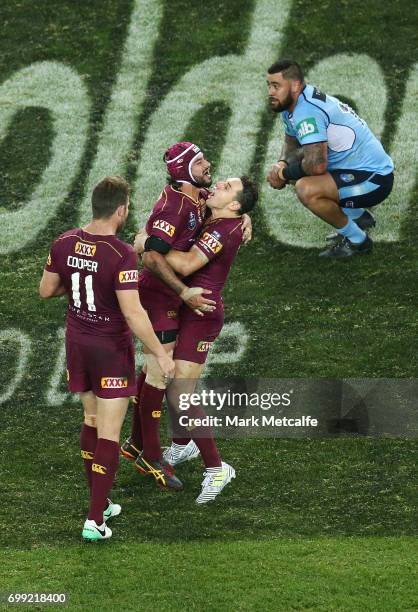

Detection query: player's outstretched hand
xmin=241 ymin=214 xmax=252 ymax=244
xmin=157 ymin=352 xmax=175 ymax=379
xmin=180 ymin=287 xmax=216 ymax=316
xmin=267 ymin=163 xmax=287 ymax=190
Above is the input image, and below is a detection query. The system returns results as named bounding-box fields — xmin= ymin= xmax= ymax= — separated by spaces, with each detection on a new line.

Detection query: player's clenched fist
xmin=267 ymin=162 xmax=287 ymax=190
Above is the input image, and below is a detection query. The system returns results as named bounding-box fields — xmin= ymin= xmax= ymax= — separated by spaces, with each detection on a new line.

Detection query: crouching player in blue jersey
xmin=266 ymin=59 xmax=394 ymax=257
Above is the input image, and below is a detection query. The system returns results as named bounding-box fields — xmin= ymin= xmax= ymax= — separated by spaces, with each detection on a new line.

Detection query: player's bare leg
xmin=133 ymin=342 xmax=183 ymax=491
xmin=167 ymin=360 xmax=236 ymax=504
xmin=295 ymin=173 xmax=347 ymax=227
xmin=82 ymin=396 xmax=129 ymax=542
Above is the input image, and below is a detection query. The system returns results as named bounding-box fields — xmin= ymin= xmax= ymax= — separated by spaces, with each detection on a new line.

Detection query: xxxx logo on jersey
xmin=101 ymin=377 xmax=128 ymax=389
xmin=153 ymin=219 xmax=175 ymax=237
xmin=119 ymin=270 xmax=139 ymax=283
xmin=92 ymin=463 xmax=107 ymax=475
xmin=200 ymin=232 xmax=223 ymax=254
xmin=197 ymin=341 xmax=213 ymax=352
xmin=75 ymin=241 xmax=96 ymax=256
xmin=81 ymin=450 xmax=93 ymax=460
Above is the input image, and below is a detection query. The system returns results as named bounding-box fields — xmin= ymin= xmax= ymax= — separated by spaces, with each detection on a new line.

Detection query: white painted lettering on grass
xmin=133 ymin=0 xmax=292 ymax=226
xmin=0 ymin=62 xmax=90 ymax=254
xmin=45 ymin=327 xmax=77 ymax=406
xmin=0 ymin=329 xmax=31 ymax=404
xmin=79 ymin=0 xmax=163 ymax=225
xmin=385 ymin=62 xmax=418 ymax=241
xmin=205 ymin=322 xmax=249 ymax=375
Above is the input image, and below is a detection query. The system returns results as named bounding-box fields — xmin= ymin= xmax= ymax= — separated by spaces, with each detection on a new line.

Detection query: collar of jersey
xmin=170 ymin=185 xmax=203 ymax=206
xmin=289 ymin=84 xmax=307 ymax=118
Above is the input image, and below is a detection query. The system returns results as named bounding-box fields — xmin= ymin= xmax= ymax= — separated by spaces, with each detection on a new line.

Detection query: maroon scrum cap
xmin=164 ymin=141 xmax=203 ymax=184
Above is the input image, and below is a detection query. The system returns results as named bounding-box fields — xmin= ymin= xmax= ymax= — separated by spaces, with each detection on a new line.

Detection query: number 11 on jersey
xmin=71 ymin=272 xmax=96 ymax=311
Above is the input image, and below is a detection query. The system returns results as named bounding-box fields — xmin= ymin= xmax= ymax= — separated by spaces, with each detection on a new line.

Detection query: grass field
xmin=0 ymin=0 xmax=417 ymax=610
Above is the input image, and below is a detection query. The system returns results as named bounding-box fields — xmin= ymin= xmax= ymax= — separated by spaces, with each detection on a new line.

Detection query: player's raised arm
xmin=116 ymin=289 xmax=174 ymax=376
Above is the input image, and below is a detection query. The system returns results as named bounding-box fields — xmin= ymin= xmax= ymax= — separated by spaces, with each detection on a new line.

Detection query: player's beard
xmin=193 ymin=173 xmax=212 ymax=188
xmin=270 ymin=91 xmax=293 ymax=113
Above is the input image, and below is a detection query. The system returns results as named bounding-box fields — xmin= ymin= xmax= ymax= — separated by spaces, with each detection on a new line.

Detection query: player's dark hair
xmin=167 ymin=176 xmax=182 ymax=190
xmin=92 ymin=176 xmax=130 ymax=219
xmin=236 ymin=176 xmax=258 ymax=215
xmin=267 ymin=59 xmax=304 ymax=83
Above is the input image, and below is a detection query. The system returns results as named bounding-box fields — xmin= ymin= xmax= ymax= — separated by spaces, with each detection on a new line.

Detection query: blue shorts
xmin=330 ymin=170 xmax=394 ymax=209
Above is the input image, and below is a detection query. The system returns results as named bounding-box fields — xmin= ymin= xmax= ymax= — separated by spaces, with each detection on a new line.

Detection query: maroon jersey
xmin=189 ymin=216 xmax=243 ymax=299
xmin=45 ymin=228 xmax=138 ymax=345
xmin=140 ymin=185 xmax=209 ymax=296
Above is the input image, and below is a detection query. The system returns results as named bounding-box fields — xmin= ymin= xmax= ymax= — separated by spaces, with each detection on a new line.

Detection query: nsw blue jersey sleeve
xmin=292 ymin=103 xmax=328 ymax=145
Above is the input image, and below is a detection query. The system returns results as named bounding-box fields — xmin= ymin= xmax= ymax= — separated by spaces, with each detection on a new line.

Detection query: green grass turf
xmin=1 ymin=539 xmax=417 ymax=611
xmin=0 ymin=0 xmax=417 ymax=609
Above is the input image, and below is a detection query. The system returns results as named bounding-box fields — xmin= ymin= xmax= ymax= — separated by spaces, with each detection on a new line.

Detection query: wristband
xmin=144 ymin=235 xmax=171 ymax=254
xmin=282 ymin=161 xmax=308 ymax=181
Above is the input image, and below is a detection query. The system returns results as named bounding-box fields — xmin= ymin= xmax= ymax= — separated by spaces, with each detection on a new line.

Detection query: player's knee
xmin=295 ymin=178 xmax=316 ymax=206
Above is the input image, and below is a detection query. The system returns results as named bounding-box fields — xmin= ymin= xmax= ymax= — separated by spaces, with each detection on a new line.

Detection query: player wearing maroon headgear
xmin=134 ymin=177 xmax=258 ymax=503
xmin=39 ymin=176 xmax=174 ymax=541
xmin=120 ymin=142 xmax=217 ymax=488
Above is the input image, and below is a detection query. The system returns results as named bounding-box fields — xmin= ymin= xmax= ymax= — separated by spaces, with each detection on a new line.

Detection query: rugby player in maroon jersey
xmin=135 ymin=176 xmax=258 ymax=502
xmin=39 ymin=176 xmax=174 ymax=541
xmin=120 ymin=142 xmax=252 ymax=491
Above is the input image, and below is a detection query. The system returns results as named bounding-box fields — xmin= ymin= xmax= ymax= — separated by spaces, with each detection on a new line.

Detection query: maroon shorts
xmin=139 ymin=284 xmax=181 ymax=332
xmin=174 ymin=300 xmax=224 ymax=364
xmin=65 ymin=337 xmax=136 ymax=399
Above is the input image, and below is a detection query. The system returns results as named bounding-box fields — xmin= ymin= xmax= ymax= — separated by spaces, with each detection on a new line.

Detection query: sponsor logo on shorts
xmin=75 ymin=241 xmax=96 ymax=256
xmin=296 ymin=117 xmax=319 ymax=139
xmin=81 ymin=450 xmax=94 ymax=460
xmin=200 ymin=232 xmax=223 ymax=254
xmin=153 ymin=219 xmax=175 ymax=237
xmin=92 ymin=463 xmax=107 ymax=475
xmin=167 ymin=310 xmax=178 ymax=319
xmin=47 ymin=252 xmax=52 ymax=266
xmin=119 ymin=270 xmax=139 ymax=283
xmin=188 ymin=211 xmax=197 ymax=230
xmin=152 ymin=410 xmax=161 ymax=418
xmin=197 ymin=340 xmax=213 ymax=352
xmin=340 ymin=173 xmax=355 ymax=183
xmin=101 ymin=377 xmax=129 ymax=389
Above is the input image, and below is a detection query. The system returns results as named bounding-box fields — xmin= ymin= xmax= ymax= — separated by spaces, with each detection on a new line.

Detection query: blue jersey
xmin=282 ymin=84 xmax=394 ymax=175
